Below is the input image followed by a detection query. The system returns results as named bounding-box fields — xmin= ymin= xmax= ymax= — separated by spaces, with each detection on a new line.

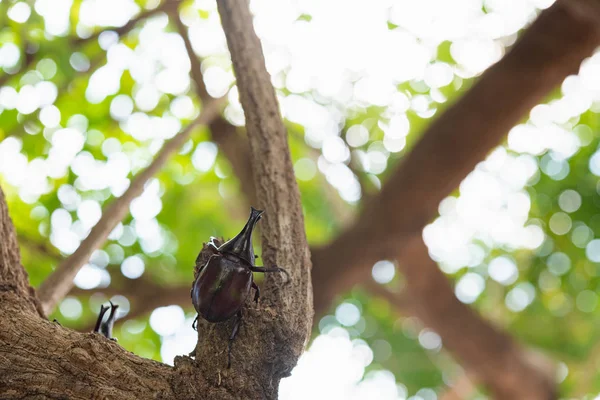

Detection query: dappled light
xmin=4 ymin=0 xmax=600 ymax=398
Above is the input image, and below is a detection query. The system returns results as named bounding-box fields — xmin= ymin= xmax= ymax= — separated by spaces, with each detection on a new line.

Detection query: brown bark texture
xmin=191 ymin=0 xmax=313 ymax=397
xmin=309 ymin=0 xmax=600 ymax=398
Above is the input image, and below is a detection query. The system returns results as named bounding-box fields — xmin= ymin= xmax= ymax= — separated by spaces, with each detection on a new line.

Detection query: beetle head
xmin=218 ymin=206 xmax=263 ymax=265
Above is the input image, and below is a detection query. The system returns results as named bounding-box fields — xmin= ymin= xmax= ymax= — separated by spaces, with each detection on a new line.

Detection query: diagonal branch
xmin=37 ymin=98 xmax=224 ymax=315
xmin=310 ymin=0 xmax=600 ymax=398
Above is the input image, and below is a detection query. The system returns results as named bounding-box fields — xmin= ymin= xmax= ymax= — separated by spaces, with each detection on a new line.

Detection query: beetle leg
xmin=252 ymin=281 xmax=260 ymax=303
xmin=249 ymin=265 xmax=290 ymax=283
xmin=192 ymin=315 xmax=198 ymax=331
xmin=227 ymin=311 xmax=242 ymax=369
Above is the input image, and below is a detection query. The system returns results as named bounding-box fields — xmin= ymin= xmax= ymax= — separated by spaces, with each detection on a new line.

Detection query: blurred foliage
xmin=3 ymin=0 xmax=600 ymax=398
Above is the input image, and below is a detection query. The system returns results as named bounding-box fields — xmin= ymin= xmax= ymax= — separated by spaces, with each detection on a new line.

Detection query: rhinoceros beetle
xmin=93 ymin=301 xmax=119 ymax=341
xmin=191 ymin=207 xmax=289 ymax=368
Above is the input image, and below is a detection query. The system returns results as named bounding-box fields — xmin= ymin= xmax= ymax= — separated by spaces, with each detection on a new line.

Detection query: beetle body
xmin=191 ymin=207 xmax=262 ymax=323
xmin=192 ymin=252 xmax=253 ymax=322
xmin=190 ymin=207 xmax=289 ymax=368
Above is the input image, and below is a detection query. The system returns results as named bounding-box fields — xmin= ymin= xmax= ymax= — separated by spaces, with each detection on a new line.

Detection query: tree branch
xmin=188 ymin=1 xmax=313 ymax=397
xmin=0 ymin=187 xmax=43 ymax=316
xmin=0 ymin=303 xmax=180 ymax=398
xmin=312 ymin=0 xmax=600 ymax=314
xmin=38 ymin=98 xmax=224 ymax=315
xmin=216 ymin=0 xmax=312 ymax=336
xmin=310 ymin=0 xmax=600 ymax=398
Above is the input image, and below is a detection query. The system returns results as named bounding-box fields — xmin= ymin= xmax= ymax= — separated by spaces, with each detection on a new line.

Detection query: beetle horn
xmin=218 ymin=206 xmax=263 ymax=265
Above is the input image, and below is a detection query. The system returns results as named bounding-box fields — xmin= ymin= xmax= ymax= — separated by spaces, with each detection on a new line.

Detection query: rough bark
xmin=37 ymin=98 xmax=224 ymax=315
xmin=309 ymin=0 xmax=600 ymax=398
xmin=0 ymin=186 xmax=177 ymax=399
xmin=191 ymin=1 xmax=313 ymax=398
xmin=0 ymin=189 xmax=43 ymax=317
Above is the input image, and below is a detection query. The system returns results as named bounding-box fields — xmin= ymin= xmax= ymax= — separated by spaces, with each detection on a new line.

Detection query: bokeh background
xmin=2 ymin=0 xmax=600 ymax=398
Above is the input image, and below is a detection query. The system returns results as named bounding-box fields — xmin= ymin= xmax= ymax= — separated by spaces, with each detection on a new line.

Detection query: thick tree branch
xmin=187 ymin=1 xmax=313 ymax=398
xmin=0 ymin=187 xmax=43 ymax=316
xmin=216 ymin=0 xmax=312 ymax=339
xmin=310 ymin=0 xmax=600 ymax=398
xmin=38 ymin=98 xmax=224 ymax=315
xmin=0 ymin=298 xmax=178 ymax=398
xmin=0 ymin=187 xmax=293 ymax=399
